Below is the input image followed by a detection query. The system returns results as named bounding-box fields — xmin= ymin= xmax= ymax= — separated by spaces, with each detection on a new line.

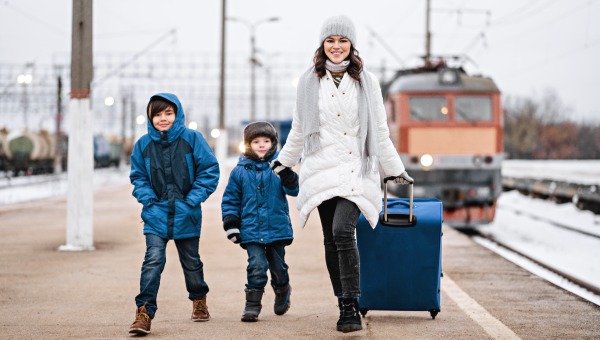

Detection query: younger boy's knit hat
xmin=319 ymin=15 xmax=356 ymax=45
xmin=243 ymin=121 xmax=278 ymax=147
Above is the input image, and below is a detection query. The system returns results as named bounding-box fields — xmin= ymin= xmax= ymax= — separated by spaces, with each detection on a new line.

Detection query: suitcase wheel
xmin=430 ymin=310 xmax=439 ymax=319
xmin=359 ymin=308 xmax=368 ymax=317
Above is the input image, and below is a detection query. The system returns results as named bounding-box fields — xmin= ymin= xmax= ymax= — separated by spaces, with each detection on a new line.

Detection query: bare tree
xmin=503 ymin=96 xmax=541 ymax=159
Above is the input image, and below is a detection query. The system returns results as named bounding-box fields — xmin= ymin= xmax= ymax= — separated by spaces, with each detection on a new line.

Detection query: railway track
xmin=497 ymin=203 xmax=600 ymax=239
xmin=459 ymin=227 xmax=600 ymax=307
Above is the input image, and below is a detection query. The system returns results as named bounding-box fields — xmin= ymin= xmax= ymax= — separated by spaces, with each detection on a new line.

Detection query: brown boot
xmin=129 ymin=305 xmax=151 ymax=335
xmin=192 ymin=295 xmax=210 ymax=321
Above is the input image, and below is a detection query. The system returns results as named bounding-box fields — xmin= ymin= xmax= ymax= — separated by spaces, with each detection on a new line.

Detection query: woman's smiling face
xmin=323 ymin=35 xmax=351 ymax=64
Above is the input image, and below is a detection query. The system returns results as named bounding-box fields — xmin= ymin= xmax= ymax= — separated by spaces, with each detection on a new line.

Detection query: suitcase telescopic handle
xmin=383 ymin=178 xmax=413 ymax=224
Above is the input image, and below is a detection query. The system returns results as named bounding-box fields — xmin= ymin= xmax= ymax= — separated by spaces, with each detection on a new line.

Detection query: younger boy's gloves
xmin=269 ymin=160 xmax=298 ymax=189
xmin=269 ymin=160 xmax=286 ymax=174
xmin=278 ymin=167 xmax=299 ymax=189
xmin=223 ymin=215 xmax=242 ymax=244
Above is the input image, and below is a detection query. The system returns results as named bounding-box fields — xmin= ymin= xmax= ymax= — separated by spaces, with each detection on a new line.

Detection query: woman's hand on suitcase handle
xmin=384 ymin=171 xmax=414 ymax=184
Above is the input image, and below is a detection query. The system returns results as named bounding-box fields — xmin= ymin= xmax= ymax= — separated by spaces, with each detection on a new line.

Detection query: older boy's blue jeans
xmin=245 ymin=243 xmax=289 ymax=290
xmin=135 ymin=234 xmax=209 ymax=318
xmin=317 ymin=197 xmax=362 ymax=299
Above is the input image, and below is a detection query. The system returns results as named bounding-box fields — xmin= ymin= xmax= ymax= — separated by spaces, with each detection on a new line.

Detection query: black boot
xmin=336 ymin=298 xmax=344 ymax=331
xmin=241 ymin=289 xmax=263 ymax=322
xmin=338 ymin=298 xmax=362 ymax=333
xmin=272 ymin=283 xmax=291 ymax=315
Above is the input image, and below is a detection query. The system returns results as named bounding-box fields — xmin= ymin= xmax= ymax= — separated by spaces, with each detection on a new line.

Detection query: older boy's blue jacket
xmin=221 ymin=152 xmax=298 ymax=246
xmin=130 ymin=93 xmax=219 ymax=239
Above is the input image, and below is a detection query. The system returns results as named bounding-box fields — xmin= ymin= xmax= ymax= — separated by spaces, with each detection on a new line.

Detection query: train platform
xmin=1 ymin=164 xmax=599 ymax=339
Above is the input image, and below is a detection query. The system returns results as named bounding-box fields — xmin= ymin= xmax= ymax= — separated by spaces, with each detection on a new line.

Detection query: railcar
xmin=384 ymin=60 xmax=503 ymax=226
xmin=0 ymin=128 xmax=125 ymax=176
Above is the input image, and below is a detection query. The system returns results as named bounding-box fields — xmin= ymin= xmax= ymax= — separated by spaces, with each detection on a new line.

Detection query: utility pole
xmin=218 ymin=0 xmax=226 ymax=132
xmin=54 ymin=75 xmax=63 ymax=174
xmin=121 ymin=94 xmax=128 ymax=167
xmin=60 ymin=0 xmax=94 ymax=251
xmin=216 ymin=0 xmax=228 ymax=161
xmin=425 ymin=0 xmax=431 ymax=65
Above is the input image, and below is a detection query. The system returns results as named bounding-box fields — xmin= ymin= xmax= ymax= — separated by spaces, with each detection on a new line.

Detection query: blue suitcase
xmin=357 ymin=180 xmax=443 ymax=319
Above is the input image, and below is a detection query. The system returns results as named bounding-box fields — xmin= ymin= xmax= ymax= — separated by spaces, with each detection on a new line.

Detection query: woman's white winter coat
xmin=277 ymin=70 xmax=405 ymax=228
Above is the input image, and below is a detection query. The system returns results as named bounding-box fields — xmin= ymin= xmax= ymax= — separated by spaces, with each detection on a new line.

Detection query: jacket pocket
xmin=174 ymin=199 xmax=202 ymax=235
xmin=141 ymin=200 xmax=168 ymax=231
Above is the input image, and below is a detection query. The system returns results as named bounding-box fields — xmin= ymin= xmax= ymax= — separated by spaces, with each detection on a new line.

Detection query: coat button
xmin=257 ymin=186 xmax=261 ymax=190
xmin=259 ymin=221 xmax=263 ymax=225
xmin=258 ymin=204 xmax=262 ymax=207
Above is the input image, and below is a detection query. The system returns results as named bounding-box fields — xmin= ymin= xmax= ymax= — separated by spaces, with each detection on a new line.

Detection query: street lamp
xmin=228 ymin=16 xmax=279 ymax=121
xmin=17 ymin=73 xmax=33 ymax=128
xmin=104 ymin=96 xmax=115 ymax=135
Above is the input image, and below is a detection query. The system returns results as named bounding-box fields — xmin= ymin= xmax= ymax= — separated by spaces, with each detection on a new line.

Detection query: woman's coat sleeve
xmin=370 ymin=72 xmax=405 ymax=177
xmin=277 ymin=106 xmax=304 ymax=167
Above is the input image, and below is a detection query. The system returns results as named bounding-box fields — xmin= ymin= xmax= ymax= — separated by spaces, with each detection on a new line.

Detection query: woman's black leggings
xmin=317 ymin=197 xmax=361 ymax=298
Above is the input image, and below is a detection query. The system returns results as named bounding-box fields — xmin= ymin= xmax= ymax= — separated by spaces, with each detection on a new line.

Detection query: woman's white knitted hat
xmin=319 ymin=15 xmax=356 ymax=45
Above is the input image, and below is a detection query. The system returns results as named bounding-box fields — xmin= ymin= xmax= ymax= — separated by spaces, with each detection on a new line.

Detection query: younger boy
xmin=221 ymin=121 xmax=299 ymax=322
xmin=129 ymin=93 xmax=220 ymax=335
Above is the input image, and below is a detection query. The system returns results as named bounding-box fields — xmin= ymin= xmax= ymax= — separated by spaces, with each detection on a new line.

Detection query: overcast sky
xmin=1 ymin=0 xmax=599 ymax=123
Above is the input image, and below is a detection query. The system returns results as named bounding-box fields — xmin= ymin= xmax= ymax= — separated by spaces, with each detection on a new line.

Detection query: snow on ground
xmin=0 ymin=167 xmax=130 ymax=206
xmin=479 ymin=190 xmax=600 ymax=287
xmin=484 ymin=160 xmax=600 ymax=290
xmin=502 ymin=160 xmax=600 ymax=185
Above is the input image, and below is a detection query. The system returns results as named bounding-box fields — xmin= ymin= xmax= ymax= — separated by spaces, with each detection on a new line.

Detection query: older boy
xmin=129 ymin=93 xmax=219 ymax=335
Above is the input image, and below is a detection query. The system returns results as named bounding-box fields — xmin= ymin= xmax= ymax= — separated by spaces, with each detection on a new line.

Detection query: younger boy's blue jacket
xmin=130 ymin=93 xmax=219 ymax=239
xmin=221 ymin=152 xmax=298 ymax=246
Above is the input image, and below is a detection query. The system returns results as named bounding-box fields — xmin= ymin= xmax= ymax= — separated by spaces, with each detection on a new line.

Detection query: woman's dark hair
xmin=147 ymin=98 xmax=176 ymax=119
xmin=313 ymin=44 xmax=363 ymax=81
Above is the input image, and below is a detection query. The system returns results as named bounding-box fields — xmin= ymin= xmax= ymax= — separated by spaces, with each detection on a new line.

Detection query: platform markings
xmin=443 ymin=274 xmax=521 ymax=339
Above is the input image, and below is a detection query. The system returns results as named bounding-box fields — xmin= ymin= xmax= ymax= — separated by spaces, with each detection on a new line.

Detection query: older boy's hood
xmin=147 ymin=92 xmax=186 ymax=143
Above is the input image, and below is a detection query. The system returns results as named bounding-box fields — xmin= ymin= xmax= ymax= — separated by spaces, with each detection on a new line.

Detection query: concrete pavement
xmin=1 ymin=165 xmax=599 ymax=339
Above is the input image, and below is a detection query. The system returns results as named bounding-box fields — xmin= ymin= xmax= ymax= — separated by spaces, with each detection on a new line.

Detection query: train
xmin=0 ymin=127 xmax=131 ymax=176
xmin=382 ymin=59 xmax=503 ymax=227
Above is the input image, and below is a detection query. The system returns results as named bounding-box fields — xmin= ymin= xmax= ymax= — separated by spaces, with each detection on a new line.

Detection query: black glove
xmin=269 ymin=160 xmax=285 ymax=174
xmin=384 ymin=171 xmax=414 ymax=184
xmin=223 ymin=215 xmax=242 ymax=244
xmin=278 ymin=167 xmax=299 ymax=189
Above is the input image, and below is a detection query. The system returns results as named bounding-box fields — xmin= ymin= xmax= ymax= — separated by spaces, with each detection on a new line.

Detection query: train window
xmin=409 ymin=97 xmax=449 ymax=121
xmin=455 ymin=96 xmax=492 ymax=121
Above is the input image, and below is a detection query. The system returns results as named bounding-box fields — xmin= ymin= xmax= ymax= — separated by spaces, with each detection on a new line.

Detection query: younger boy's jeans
xmin=317 ymin=197 xmax=362 ymax=299
xmin=135 ymin=234 xmax=209 ymax=318
xmin=245 ymin=243 xmax=289 ymax=290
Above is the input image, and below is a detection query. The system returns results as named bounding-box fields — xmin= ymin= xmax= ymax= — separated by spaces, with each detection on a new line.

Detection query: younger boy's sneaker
xmin=192 ymin=296 xmax=211 ymax=321
xmin=129 ymin=305 xmax=151 ymax=335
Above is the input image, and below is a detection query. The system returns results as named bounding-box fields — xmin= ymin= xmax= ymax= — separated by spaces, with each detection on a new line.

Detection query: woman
xmin=271 ymin=15 xmax=413 ymax=333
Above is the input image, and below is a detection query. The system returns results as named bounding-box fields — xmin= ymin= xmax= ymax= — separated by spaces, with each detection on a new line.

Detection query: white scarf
xmin=296 ymin=65 xmax=379 ymax=174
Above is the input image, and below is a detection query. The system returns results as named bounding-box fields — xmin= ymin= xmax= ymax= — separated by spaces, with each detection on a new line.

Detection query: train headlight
xmin=420 ymin=154 xmax=433 ymax=167
xmin=438 ymin=68 xmax=461 ymax=85
xmin=476 ymin=187 xmax=491 ymax=197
